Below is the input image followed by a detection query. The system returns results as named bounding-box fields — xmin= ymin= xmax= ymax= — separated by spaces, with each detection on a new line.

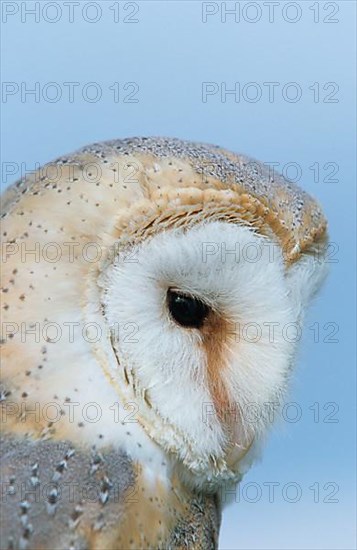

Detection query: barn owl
xmin=0 ymin=137 xmax=328 ymax=549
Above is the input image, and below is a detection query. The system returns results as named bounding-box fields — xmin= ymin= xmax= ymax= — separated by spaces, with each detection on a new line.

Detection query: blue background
xmin=1 ymin=1 xmax=356 ymax=548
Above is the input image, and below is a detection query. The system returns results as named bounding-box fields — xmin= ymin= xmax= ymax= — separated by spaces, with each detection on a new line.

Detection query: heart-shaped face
xmin=100 ymin=218 xmax=327 ymax=486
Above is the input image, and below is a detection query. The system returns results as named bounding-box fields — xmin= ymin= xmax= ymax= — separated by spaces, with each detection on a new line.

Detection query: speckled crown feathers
xmin=2 ymin=136 xmax=327 ymax=264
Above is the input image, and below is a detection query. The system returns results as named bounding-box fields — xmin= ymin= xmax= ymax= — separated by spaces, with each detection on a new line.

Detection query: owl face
xmin=1 ymin=137 xmax=328 ymax=501
xmin=101 ymin=220 xmax=308 ymax=486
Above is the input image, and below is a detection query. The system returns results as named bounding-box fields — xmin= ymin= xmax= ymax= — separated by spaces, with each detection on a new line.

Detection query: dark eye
xmin=167 ymin=289 xmax=209 ymax=329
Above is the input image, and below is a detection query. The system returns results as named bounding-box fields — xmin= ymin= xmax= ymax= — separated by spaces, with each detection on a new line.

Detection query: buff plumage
xmin=1 ymin=137 xmax=327 ymax=549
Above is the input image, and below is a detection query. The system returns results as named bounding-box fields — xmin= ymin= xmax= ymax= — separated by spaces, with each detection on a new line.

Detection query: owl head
xmin=1 ymin=137 xmax=328 ymax=490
